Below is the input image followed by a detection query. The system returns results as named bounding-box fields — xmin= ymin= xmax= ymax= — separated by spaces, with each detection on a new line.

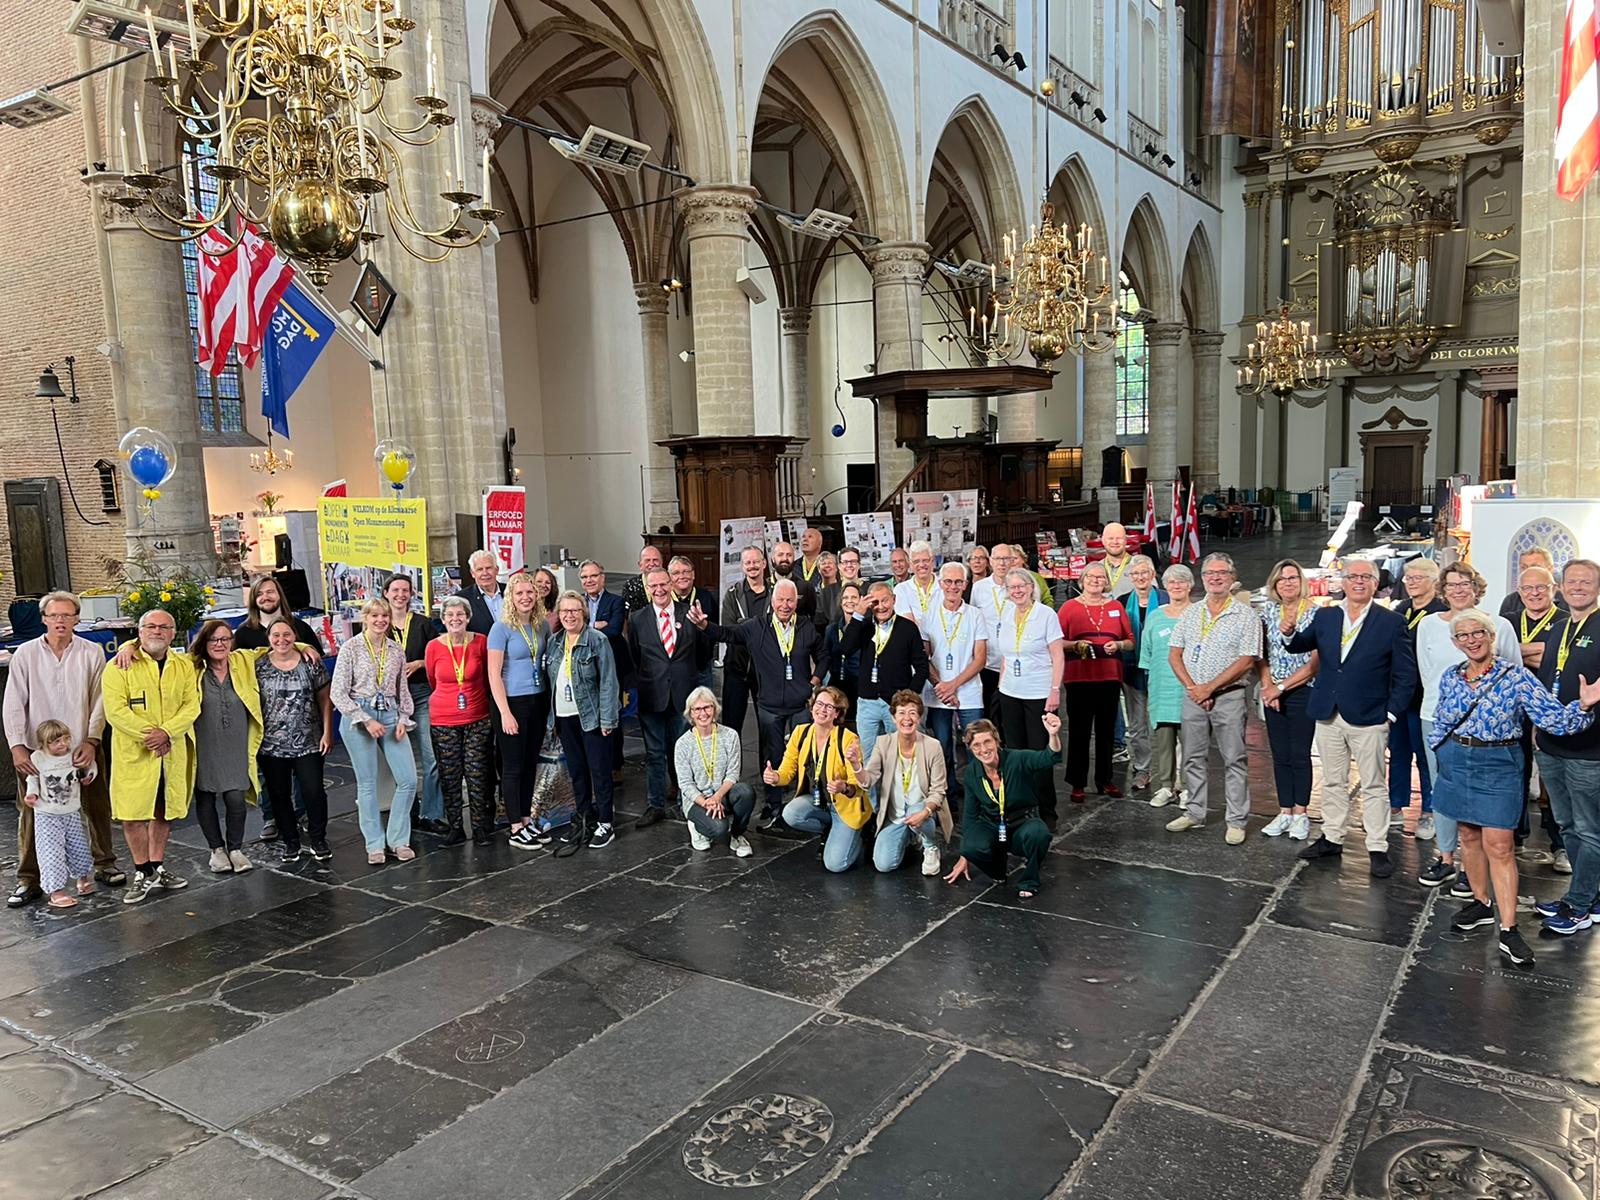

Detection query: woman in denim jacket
xmin=541 ymin=590 xmax=620 ymax=848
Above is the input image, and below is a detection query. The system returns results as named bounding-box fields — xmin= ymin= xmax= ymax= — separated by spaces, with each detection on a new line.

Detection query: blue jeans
xmin=781 ymin=797 xmax=862 ymax=872
xmin=872 ymin=812 xmax=938 ymax=871
xmin=925 ymin=707 xmax=985 ymax=797
xmin=347 ymin=710 xmax=418 ymax=852
xmin=1420 ymin=718 xmax=1458 ymax=854
xmin=1388 ymin=708 xmax=1432 ymax=812
xmin=412 ymin=701 xmax=445 ymax=821
xmin=856 ymin=697 xmax=892 ymax=773
xmin=1537 ymin=750 xmax=1600 ymax=910
xmin=637 ymin=708 xmax=683 ymax=811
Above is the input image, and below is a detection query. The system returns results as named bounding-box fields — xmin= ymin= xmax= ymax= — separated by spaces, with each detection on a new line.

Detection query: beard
xmin=773 ymin=561 xmax=794 ymax=577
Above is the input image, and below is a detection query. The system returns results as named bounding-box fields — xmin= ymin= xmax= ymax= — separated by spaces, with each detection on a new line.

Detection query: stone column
xmin=1190 ymin=331 xmax=1226 ymax=492
xmin=1145 ymin=322 xmax=1185 ymax=491
xmin=779 ymin=305 xmax=814 ymax=510
xmin=635 ymin=283 xmax=682 ymax=532
xmin=865 ymin=241 xmax=932 ymax=496
xmin=677 ymin=185 xmax=759 ymax=437
xmin=1320 ymin=382 xmax=1347 ymax=477
xmin=92 ymin=175 xmax=214 ymax=567
xmin=1237 ymin=386 xmax=1260 ymax=489
xmin=1433 ymin=371 xmax=1459 ymax=478
xmin=1083 ymin=347 xmax=1118 ymax=515
xmin=996 ymin=394 xmax=1037 ymax=441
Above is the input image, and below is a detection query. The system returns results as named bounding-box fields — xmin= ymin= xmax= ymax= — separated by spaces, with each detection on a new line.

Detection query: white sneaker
xmin=1225 ymin=826 xmax=1246 ymax=846
xmin=1415 ymin=814 xmax=1436 ymax=841
xmin=1262 ymin=812 xmax=1293 ymax=837
xmin=1289 ymin=814 xmax=1311 ymax=840
xmin=1555 ymin=850 xmax=1573 ymax=875
xmin=1149 ymin=787 xmax=1174 ymax=808
xmin=729 ymin=835 xmax=753 ymax=858
xmin=1166 ymin=813 xmax=1204 ymax=832
xmin=228 ymin=850 xmax=253 ymax=873
xmin=208 ymin=848 xmax=232 ymax=873
xmin=689 ymin=828 xmax=712 ymax=851
xmin=1389 ymin=812 xmax=1406 ymax=828
xmin=922 ymin=845 xmax=942 ymax=876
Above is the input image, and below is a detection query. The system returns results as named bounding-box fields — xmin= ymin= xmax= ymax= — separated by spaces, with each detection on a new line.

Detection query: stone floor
xmin=4 ymin=522 xmax=1597 ymax=1199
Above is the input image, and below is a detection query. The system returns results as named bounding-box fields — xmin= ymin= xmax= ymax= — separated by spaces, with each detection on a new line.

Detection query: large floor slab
xmin=1057 ymin=800 xmax=1306 ymax=886
xmin=0 ymin=1091 xmax=208 ymax=1200
xmin=88 ymin=1135 xmax=330 ymax=1200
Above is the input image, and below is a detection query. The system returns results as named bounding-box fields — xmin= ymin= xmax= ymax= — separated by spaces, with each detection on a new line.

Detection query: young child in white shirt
xmin=25 ymin=718 xmax=97 ymax=909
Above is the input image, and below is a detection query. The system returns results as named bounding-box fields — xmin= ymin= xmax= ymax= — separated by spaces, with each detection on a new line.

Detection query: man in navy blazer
xmin=1280 ymin=557 xmax=1418 ymax=878
xmin=625 ymin=567 xmax=702 ymax=827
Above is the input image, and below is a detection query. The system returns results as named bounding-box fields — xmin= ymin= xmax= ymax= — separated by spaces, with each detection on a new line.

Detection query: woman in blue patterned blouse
xmin=1430 ymin=609 xmax=1600 ymax=968
xmin=1257 ymin=560 xmax=1319 ymax=841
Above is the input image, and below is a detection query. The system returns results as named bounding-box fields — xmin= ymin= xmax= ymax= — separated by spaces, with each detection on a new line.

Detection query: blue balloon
xmin=831 ymin=423 xmax=846 ymax=438
xmin=128 ymin=445 xmax=170 ymax=488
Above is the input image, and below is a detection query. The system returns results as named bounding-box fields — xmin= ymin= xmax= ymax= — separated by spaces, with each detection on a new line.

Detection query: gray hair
xmin=1404 ymin=558 xmax=1440 ymax=581
xmin=1162 ymin=563 xmax=1194 ymax=589
xmin=440 ymin=595 xmax=473 ymax=619
xmin=772 ymin=578 xmax=799 ymax=599
xmin=683 ymin=685 xmax=721 ymax=724
xmin=1128 ymin=554 xmax=1156 ymax=575
xmin=908 ymin=540 xmax=934 ymax=559
xmin=468 ymin=549 xmax=498 ymax=570
xmin=1200 ymin=552 xmax=1235 ymax=576
xmin=667 ymin=555 xmax=694 ymax=572
xmin=38 ymin=590 xmax=81 ymax=616
xmin=578 ymin=558 xmax=605 ymax=573
xmin=552 ymin=589 xmax=589 ymax=623
xmin=138 ymin=608 xmax=174 ymax=630
xmin=939 ymin=560 xmax=969 ymax=582
xmin=1448 ymin=608 xmax=1499 ymax=639
xmin=1003 ymin=567 xmax=1040 ymax=603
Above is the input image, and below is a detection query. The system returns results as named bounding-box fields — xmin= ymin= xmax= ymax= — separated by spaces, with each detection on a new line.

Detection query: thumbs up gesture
xmin=762 ymin=760 xmax=779 ymax=786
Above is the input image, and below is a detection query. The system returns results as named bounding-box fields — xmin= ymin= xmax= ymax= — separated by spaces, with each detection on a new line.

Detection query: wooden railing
xmin=880 ymin=454 xmax=933 ymax=515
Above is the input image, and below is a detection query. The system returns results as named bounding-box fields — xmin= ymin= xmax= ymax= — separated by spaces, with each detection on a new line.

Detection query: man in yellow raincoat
xmin=101 ymin=609 xmax=200 ymax=903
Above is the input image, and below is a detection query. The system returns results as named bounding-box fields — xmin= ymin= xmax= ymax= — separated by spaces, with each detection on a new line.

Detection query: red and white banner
xmin=484 ymin=485 xmax=527 ymax=574
xmin=1142 ymin=482 xmax=1157 ymax=545
xmin=322 ymin=479 xmax=348 ymax=498
xmin=1168 ymin=481 xmax=1185 ymax=564
xmin=1559 ymin=0 xmax=1600 ymax=199
xmin=194 ymin=223 xmax=296 ymax=375
xmin=196 ymin=224 xmax=239 ymax=376
xmin=1185 ymin=485 xmax=1202 ymax=563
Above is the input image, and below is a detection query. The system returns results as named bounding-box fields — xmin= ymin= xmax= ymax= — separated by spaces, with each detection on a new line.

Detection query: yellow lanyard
xmin=363 ymin=631 xmax=388 ymax=674
xmin=982 ymin=774 xmax=1006 ymax=819
xmin=515 ymin=622 xmax=539 ymax=660
xmin=988 ymin=580 xmax=1008 ymax=620
xmin=898 ymin=751 xmax=916 ymax=795
xmin=772 ymin=616 xmax=796 ymax=656
xmin=1522 ymin=607 xmax=1557 ymax=643
xmin=695 ymin=727 xmax=718 ymax=778
xmin=389 ymin=612 xmax=413 ymax=652
xmin=872 ymin=620 xmax=894 ymax=661
xmin=913 ymin=578 xmax=934 ymax=612
xmin=1406 ymin=605 xmax=1430 ymax=631
xmin=1199 ymin=598 xmax=1234 ymax=639
xmin=561 ymin=632 xmax=578 ymax=682
xmin=1558 ymin=613 xmax=1592 ymax=675
xmin=1105 ymin=556 xmax=1128 ymax=592
xmin=801 ymin=557 xmax=818 ymax=582
xmin=1012 ymin=603 xmax=1034 ymax=653
xmin=937 ymin=604 xmax=966 ymax=644
xmin=1340 ymin=607 xmax=1367 ymax=649
xmin=446 ymin=635 xmax=469 ymax=687
xmin=810 ymin=727 xmax=831 ymax=784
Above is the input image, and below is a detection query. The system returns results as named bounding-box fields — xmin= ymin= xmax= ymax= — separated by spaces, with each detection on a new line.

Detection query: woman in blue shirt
xmin=1257 ymin=560 xmax=1319 ymax=841
xmin=1430 ymin=608 xmax=1600 ymax=968
xmin=488 ymin=572 xmax=550 ymax=850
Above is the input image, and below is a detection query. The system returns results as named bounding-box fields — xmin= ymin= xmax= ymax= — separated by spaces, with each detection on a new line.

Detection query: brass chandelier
xmin=982 ymin=205 xmax=1119 ymax=364
xmin=1237 ymin=305 xmax=1332 ymax=396
xmin=102 ymin=0 xmax=500 ymax=285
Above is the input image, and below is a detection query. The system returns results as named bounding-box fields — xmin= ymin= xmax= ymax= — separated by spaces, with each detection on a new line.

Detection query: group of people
xmin=7 ymin=528 xmax=1599 ymax=964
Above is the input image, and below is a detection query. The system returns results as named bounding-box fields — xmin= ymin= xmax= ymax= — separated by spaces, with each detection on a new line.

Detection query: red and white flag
xmin=236 ymin=225 xmax=295 ymax=368
xmin=322 ymin=479 xmax=348 ymax=498
xmin=194 ymin=223 xmax=296 ymax=375
xmin=1142 ymin=482 xmax=1157 ymax=545
xmin=1558 ymin=0 xmax=1600 ymax=199
xmin=1185 ymin=484 xmax=1202 ymax=562
xmin=1168 ymin=481 xmax=1184 ymax=564
xmin=195 ymin=224 xmax=240 ymax=376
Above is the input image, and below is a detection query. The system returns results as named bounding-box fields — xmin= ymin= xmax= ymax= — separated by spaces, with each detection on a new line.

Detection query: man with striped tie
xmin=625 ymin=568 xmax=701 ymax=827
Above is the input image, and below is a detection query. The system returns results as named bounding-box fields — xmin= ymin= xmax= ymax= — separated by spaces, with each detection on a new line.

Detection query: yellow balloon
xmin=381 ymin=450 xmax=410 ymax=484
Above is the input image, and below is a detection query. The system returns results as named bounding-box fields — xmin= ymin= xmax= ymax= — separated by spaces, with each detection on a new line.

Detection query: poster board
xmin=842 ymin=512 xmax=897 ymax=576
xmin=903 ymin=490 xmax=979 ymax=560
xmin=317 ymin=497 xmax=430 ymax=616
xmin=482 ymin=485 xmax=526 ymax=575
xmin=719 ymin=516 xmax=768 ymax=598
xmin=1328 ymin=467 xmax=1362 ymax=530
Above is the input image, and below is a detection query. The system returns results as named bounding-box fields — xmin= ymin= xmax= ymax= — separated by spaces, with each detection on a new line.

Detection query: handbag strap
xmin=1435 ymin=661 xmax=1505 ymax=743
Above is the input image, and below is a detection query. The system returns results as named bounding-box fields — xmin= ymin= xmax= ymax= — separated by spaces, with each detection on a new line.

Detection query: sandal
xmin=75 ymin=879 xmax=95 ymax=896
xmin=47 ymin=894 xmax=79 ymax=909
xmin=367 ymin=850 xmax=386 ymax=866
xmin=391 ymin=845 xmax=416 ymax=862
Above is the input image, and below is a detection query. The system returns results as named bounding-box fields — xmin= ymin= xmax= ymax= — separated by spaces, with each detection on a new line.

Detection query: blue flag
xmin=260 ymin=281 xmax=336 ymax=439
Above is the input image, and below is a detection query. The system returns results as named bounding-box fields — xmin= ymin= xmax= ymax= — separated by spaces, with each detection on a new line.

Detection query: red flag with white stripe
xmin=1168 ymin=481 xmax=1184 ymax=564
xmin=1142 ymin=482 xmax=1157 ymax=546
xmin=236 ymin=225 xmax=295 ymax=369
xmin=1185 ymin=484 xmax=1202 ymax=562
xmin=195 ymin=224 xmax=239 ymax=377
xmin=1558 ymin=0 xmax=1600 ymax=199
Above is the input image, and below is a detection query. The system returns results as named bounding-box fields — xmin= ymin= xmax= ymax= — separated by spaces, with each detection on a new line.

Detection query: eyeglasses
xmin=1442 ymin=581 xmax=1475 ymax=591
xmin=1201 ymin=570 xmax=1233 ymax=579
xmin=1453 ymin=629 xmax=1492 ymax=643
xmin=1520 ymin=585 xmax=1552 ymax=594
xmin=690 ymin=705 xmax=717 ymax=714
xmin=1343 ymin=573 xmax=1377 ymax=583
xmin=143 ymin=623 xmax=176 ymax=632
xmin=207 ymin=635 xmax=233 ymax=645
xmin=813 ymin=701 xmax=839 ymax=714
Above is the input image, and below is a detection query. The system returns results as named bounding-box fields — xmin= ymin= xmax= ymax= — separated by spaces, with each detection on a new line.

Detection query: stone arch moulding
xmin=1179 ymin=222 xmax=1221 ymax=332
xmin=1507 ymin=518 xmax=1579 ymax=587
xmin=1046 ymin=153 xmax=1110 ymax=260
xmin=923 ymin=95 xmax=1028 ymax=254
xmin=1120 ymin=195 xmax=1176 ymax=321
xmin=756 ymin=14 xmax=915 ymax=241
xmin=476 ymin=0 xmax=731 ymax=181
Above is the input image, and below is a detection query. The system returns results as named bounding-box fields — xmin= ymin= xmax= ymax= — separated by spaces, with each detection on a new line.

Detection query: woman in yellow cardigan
xmin=762 ymin=686 xmax=871 ymax=871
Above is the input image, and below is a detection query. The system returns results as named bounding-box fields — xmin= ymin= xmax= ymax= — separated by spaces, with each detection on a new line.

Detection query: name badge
xmin=997 ymin=820 xmax=1008 ymax=844
xmin=1011 ymin=659 xmax=1022 ymax=678
xmin=945 ymin=653 xmax=954 ymax=673
xmin=456 ymin=691 xmax=467 ymax=712
xmin=870 ymin=666 xmax=879 ymax=684
xmin=564 ymin=683 xmax=574 ymax=703
xmin=373 ymin=694 xmax=390 ymax=713
xmin=1189 ymin=644 xmax=1203 ymax=664
xmin=785 ymin=662 xmax=793 ymax=681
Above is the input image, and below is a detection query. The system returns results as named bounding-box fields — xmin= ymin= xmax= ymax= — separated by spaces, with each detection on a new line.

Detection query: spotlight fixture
xmin=934 ymin=258 xmax=999 ymax=286
xmin=1142 ymin=142 xmax=1158 ymax=158
xmin=678 ymin=349 xmax=695 ymax=363
xmin=776 ymin=206 xmax=853 ymax=240
xmin=64 ymin=0 xmax=195 ymax=56
xmin=990 ymin=42 xmax=1026 ymax=70
xmin=1092 ymin=107 xmax=1108 ymax=123
xmin=659 ymin=277 xmax=683 ymax=293
xmin=1187 ymin=171 xmax=1203 ymax=187
xmin=550 ymin=125 xmax=650 ymax=175
xmin=0 ymin=87 xmax=72 ymax=129
xmin=1069 ymin=90 xmax=1088 ymax=109
xmin=1160 ymin=153 xmax=1176 ymax=167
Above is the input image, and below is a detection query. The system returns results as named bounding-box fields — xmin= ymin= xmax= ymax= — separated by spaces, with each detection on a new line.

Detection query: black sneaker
xmin=1449 ymin=872 xmax=1475 ymax=900
xmin=472 ymin=828 xmax=493 ymax=846
xmin=635 ymin=807 xmax=665 ymax=829
xmin=309 ymin=840 xmax=333 ymax=861
xmin=279 ymin=844 xmax=305 ymax=864
xmin=260 ymin=820 xmax=279 ymax=842
xmin=443 ymin=829 xmax=467 ymax=847
xmin=1298 ymin=835 xmax=1343 ymax=861
xmin=1452 ymin=899 xmax=1496 ymax=932
xmin=588 ymin=822 xmax=615 ymax=849
xmin=1499 ymin=925 xmax=1536 ymax=966
xmin=758 ymin=809 xmax=782 ymax=831
xmin=1369 ymin=851 xmax=1394 ymax=879
xmin=1418 ymin=858 xmax=1456 ymax=888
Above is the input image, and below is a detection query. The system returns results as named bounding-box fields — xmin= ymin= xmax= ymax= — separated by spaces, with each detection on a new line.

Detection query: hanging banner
xmin=720 ymin=516 xmax=768 ymax=598
xmin=903 ymin=490 xmax=979 ymax=560
xmin=483 ymin=485 xmax=526 ymax=575
xmin=317 ymin=497 xmax=430 ymax=613
xmin=842 ymin=512 xmax=898 ymax=576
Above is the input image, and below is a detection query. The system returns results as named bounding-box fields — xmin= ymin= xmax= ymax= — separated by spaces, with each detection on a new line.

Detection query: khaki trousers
xmin=1315 ymin=714 xmax=1391 ymax=852
xmin=1181 ymin=690 xmax=1251 ymax=828
xmin=14 ymin=748 xmax=119 ymax=886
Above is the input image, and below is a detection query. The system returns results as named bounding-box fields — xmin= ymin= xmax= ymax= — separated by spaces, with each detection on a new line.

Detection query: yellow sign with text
xmin=317 ymin=497 xmax=430 ymax=610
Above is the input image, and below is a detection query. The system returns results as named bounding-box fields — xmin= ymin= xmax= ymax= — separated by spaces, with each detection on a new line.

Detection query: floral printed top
xmin=1263 ymin=600 xmax=1317 ymax=684
xmin=1429 ymin=659 xmax=1594 ymax=748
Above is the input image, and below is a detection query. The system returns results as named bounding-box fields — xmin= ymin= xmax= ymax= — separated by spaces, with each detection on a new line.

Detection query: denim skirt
xmin=1432 ymin=739 xmax=1523 ymax=830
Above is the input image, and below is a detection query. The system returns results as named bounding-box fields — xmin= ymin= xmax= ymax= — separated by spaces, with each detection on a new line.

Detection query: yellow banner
xmin=318 ymin=497 xmax=430 ymax=610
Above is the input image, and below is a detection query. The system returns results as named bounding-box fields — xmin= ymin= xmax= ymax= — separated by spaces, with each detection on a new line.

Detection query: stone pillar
xmin=1190 ymin=332 xmax=1226 ymax=492
xmin=635 ymin=283 xmax=682 ymax=532
xmin=1082 ymin=347 xmax=1117 ymax=504
xmin=1322 ymin=382 xmax=1347 ymax=474
xmin=779 ymin=305 xmax=813 ymax=510
xmin=92 ymin=175 xmax=214 ymax=567
xmin=997 ymin=394 xmax=1037 ymax=441
xmin=1145 ymin=322 xmax=1185 ymax=490
xmin=1237 ymin=386 xmax=1260 ymax=489
xmin=1433 ymin=371 xmax=1459 ymax=478
xmin=677 ymin=185 xmax=759 ymax=437
xmin=471 ymin=96 xmax=509 ymax=437
xmin=865 ymin=241 xmax=932 ymax=495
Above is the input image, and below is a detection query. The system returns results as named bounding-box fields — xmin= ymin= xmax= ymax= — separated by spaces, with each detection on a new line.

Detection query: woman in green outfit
xmin=944 ymin=711 xmax=1063 ymax=899
xmin=1139 ymin=563 xmax=1194 ymax=809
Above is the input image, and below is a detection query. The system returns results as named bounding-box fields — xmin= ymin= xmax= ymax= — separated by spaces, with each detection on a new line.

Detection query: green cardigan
xmin=961 ymin=747 xmax=1061 ymax=827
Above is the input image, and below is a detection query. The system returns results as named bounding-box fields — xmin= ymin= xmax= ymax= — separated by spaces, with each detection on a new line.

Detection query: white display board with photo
xmin=842 ymin=512 xmax=898 ymax=575
xmin=903 ymin=490 xmax=979 ymax=560
xmin=719 ymin=517 xmax=769 ymax=598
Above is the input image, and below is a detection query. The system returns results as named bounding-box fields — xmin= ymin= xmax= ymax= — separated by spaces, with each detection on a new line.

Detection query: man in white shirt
xmin=4 ymin=591 xmax=125 ymax=907
xmin=974 ymin=544 xmax=1015 ymax=716
xmin=895 ymin=540 xmax=940 ymax=630
xmin=923 ymin=562 xmax=987 ymax=794
xmin=461 ymin=550 xmax=505 ymax=634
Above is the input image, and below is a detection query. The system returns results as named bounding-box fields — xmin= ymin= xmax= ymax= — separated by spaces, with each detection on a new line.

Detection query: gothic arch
xmin=923 ymin=96 xmax=1028 ymax=259
xmin=1046 ymin=153 xmax=1110 ymax=256
xmin=1121 ymin=195 xmax=1175 ymax=320
xmin=1180 ymin=223 xmax=1221 ymax=331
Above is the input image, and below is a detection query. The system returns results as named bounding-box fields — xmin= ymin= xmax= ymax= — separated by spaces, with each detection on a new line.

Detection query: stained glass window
xmin=1115 ymin=280 xmax=1149 ymax=438
xmin=180 ymin=139 xmax=245 ymax=439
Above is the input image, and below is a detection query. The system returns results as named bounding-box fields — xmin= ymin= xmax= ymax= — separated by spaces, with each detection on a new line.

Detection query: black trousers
xmin=556 ymin=714 xmax=614 ymax=824
xmin=498 ymin=691 xmax=549 ymax=825
xmin=259 ymin=752 xmax=328 ymax=847
xmin=757 ymin=705 xmax=806 ymax=814
xmin=981 ymin=668 xmax=1000 ymax=720
xmin=723 ymin=670 xmax=755 ymax=743
xmin=962 ymin=814 xmax=1052 ymax=892
xmin=998 ymin=693 xmax=1056 ymax=821
xmin=1264 ymin=685 xmax=1314 ymax=810
xmin=194 ymin=789 xmax=247 ymax=851
xmin=1064 ymin=680 xmax=1120 ymax=790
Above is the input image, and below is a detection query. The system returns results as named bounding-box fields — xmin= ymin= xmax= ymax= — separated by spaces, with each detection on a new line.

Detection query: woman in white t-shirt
xmin=995 ymin=567 xmax=1065 ymax=823
xmin=923 ymin=561 xmax=988 ymax=797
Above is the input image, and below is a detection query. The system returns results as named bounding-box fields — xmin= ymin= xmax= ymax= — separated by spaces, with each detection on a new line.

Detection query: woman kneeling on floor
xmin=674 ymin=686 xmax=755 ymax=857
xmin=944 ymin=713 xmax=1061 ymax=899
xmin=763 ymin=686 xmax=871 ymax=871
xmin=848 ymin=689 xmax=951 ymax=875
